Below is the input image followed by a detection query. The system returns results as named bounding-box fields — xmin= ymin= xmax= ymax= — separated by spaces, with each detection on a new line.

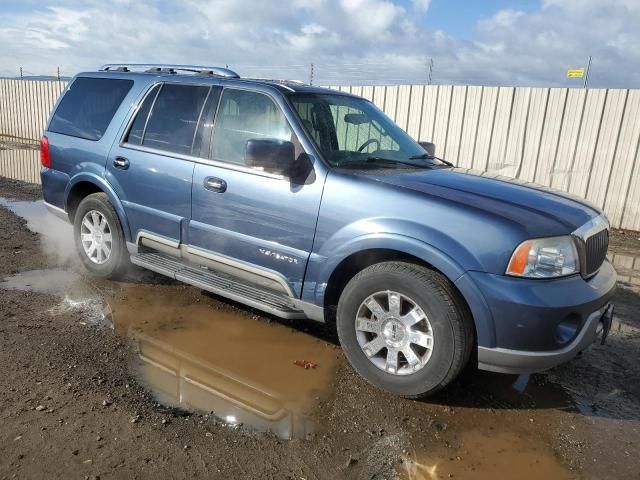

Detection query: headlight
xmin=506 ymin=236 xmax=579 ymax=278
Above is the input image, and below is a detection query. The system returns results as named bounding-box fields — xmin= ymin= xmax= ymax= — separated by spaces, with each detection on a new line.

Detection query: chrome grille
xmin=584 ymin=229 xmax=609 ymax=276
xmin=572 ymin=214 xmax=610 ymax=278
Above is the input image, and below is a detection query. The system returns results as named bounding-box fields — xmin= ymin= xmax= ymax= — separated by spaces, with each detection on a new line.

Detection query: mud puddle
xmin=0 ymin=197 xmax=76 ymax=263
xmin=1 ymin=266 xmax=340 ymax=439
xmin=105 ymin=283 xmax=340 ymax=440
xmin=1 ymin=268 xmax=90 ymax=296
xmin=401 ymin=429 xmax=573 ymax=479
xmin=0 ymin=268 xmax=108 ymax=322
xmin=397 ymin=373 xmax=588 ymax=479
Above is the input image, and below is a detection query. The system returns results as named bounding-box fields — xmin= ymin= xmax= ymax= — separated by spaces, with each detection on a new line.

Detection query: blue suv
xmin=40 ymin=64 xmax=616 ymax=397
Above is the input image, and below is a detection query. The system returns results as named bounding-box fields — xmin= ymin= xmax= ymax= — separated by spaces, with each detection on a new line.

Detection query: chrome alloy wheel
xmin=355 ymin=290 xmax=434 ymax=375
xmin=80 ymin=210 xmax=113 ymax=265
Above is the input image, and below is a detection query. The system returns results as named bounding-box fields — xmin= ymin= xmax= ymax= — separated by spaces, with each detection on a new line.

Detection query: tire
xmin=336 ymin=261 xmax=474 ymax=398
xmin=73 ymin=192 xmax=130 ymax=279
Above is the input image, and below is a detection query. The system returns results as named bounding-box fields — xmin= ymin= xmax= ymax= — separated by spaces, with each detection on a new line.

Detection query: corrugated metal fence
xmin=0 ymin=79 xmax=639 ymax=230
xmin=0 ymin=79 xmax=66 ymax=143
xmin=0 ymin=79 xmax=67 ymax=184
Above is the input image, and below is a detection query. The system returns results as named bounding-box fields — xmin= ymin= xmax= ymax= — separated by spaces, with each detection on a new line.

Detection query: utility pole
xmin=19 ymin=67 xmax=23 ymax=80
xmin=309 ymin=63 xmax=314 ymax=86
xmin=583 ymin=55 xmax=592 ymax=89
xmin=56 ymin=66 xmax=61 ymax=81
xmin=427 ymin=58 xmax=434 ymax=85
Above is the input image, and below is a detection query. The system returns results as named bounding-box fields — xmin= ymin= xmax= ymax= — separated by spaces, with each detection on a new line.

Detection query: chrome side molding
xmin=43 ymin=201 xmax=69 ymax=222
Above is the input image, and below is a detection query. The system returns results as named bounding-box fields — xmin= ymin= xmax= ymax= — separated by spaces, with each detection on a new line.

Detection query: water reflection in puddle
xmin=402 ymin=430 xmax=573 ymax=480
xmin=105 ymin=284 xmax=339 ymax=439
xmin=610 ymin=253 xmax=640 ymax=285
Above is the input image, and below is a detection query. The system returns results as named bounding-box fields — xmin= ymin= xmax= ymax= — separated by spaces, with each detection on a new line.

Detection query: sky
xmin=1 ymin=0 xmax=639 ymax=87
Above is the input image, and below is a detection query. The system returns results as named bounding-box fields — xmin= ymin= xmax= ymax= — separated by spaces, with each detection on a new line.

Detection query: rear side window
xmin=191 ymin=87 xmax=221 ymax=158
xmin=141 ymin=84 xmax=210 ymax=155
xmin=125 ymin=84 xmax=161 ymax=145
xmin=49 ymin=77 xmax=133 ymax=141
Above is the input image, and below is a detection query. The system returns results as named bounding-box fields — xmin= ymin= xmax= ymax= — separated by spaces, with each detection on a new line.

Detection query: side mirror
xmin=419 ymin=141 xmax=436 ymax=158
xmin=245 ymin=139 xmax=296 ymax=176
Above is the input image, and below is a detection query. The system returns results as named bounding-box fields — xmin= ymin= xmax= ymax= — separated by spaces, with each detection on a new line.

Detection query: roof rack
xmin=243 ymin=77 xmax=307 ymax=86
xmin=99 ymin=64 xmax=240 ymax=78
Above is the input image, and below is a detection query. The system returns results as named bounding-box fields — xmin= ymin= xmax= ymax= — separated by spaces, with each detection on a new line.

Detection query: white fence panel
xmin=2 ymin=78 xmax=640 ymax=230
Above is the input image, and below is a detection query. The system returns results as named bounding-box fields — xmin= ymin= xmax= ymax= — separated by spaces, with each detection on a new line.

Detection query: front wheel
xmin=336 ymin=262 xmax=474 ymax=398
xmin=73 ymin=193 xmax=129 ymax=279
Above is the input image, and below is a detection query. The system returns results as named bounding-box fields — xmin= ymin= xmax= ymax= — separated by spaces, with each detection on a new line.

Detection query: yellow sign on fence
xmin=567 ymin=68 xmax=585 ymax=78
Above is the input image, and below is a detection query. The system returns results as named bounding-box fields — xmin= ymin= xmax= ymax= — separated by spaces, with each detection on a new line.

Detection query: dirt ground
xmin=0 ymin=177 xmax=639 ymax=480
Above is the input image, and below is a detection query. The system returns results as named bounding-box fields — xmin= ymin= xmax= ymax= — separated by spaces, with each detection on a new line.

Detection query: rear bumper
xmin=478 ymin=303 xmax=614 ymax=374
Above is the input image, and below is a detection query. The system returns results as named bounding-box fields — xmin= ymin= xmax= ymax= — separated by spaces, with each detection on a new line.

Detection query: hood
xmin=358 ymin=167 xmax=601 ymax=237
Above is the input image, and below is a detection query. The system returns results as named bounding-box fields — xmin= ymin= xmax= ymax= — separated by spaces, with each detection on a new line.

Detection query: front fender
xmin=307 ymin=233 xmax=467 ymax=300
xmin=301 ymin=231 xmax=497 ymax=348
xmin=65 ymin=173 xmax=132 ymax=242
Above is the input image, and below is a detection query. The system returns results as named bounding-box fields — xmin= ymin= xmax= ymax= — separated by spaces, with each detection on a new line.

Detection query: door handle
xmin=204 ymin=177 xmax=227 ymax=193
xmin=113 ymin=156 xmax=130 ymax=170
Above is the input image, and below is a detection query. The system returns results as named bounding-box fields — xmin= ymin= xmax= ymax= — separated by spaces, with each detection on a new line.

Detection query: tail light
xmin=40 ymin=135 xmax=51 ymax=168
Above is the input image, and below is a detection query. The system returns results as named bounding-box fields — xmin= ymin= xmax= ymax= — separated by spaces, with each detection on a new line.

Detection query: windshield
xmin=289 ymin=93 xmax=433 ymax=169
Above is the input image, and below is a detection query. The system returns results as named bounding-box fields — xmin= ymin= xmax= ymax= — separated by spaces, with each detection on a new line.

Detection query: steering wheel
xmin=357 ymin=138 xmax=380 ymax=153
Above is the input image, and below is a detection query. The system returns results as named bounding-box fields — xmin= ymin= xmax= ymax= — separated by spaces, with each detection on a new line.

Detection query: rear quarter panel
xmin=41 ymin=73 xmax=152 ymax=211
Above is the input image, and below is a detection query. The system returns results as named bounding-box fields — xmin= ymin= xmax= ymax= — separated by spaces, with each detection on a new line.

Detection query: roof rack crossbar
xmin=99 ymin=64 xmax=240 ymax=78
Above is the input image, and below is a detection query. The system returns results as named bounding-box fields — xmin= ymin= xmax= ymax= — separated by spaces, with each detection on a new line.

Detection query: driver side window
xmin=211 ymin=89 xmax=296 ymax=166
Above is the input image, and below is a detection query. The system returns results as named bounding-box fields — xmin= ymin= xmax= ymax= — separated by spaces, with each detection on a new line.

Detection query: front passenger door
xmin=189 ymin=88 xmax=324 ymax=297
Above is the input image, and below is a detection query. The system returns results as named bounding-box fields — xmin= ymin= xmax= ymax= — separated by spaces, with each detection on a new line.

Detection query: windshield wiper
xmin=365 ymin=156 xmax=430 ymax=168
xmin=408 ymin=152 xmax=455 ymax=167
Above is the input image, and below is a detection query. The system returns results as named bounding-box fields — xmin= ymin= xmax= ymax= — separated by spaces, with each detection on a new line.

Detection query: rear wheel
xmin=73 ymin=193 xmax=129 ymax=279
xmin=336 ymin=261 xmax=474 ymax=398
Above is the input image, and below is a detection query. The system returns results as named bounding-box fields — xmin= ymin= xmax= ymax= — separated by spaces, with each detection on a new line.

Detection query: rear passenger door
xmin=107 ymin=82 xmax=217 ymax=249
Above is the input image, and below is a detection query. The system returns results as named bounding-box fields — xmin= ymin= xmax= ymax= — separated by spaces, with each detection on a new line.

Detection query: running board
xmin=130 ymin=252 xmax=306 ymax=320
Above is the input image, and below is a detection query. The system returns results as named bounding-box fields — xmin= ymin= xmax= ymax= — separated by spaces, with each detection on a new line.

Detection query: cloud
xmin=412 ymin=0 xmax=431 ymax=14
xmin=0 ymin=0 xmax=638 ymax=88
xmin=466 ymin=0 xmax=640 ymax=87
xmin=340 ymin=0 xmax=405 ymax=37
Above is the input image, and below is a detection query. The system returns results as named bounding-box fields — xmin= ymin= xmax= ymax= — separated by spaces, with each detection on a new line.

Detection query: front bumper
xmin=467 ymin=259 xmax=617 ymax=374
xmin=478 ymin=303 xmax=614 ymax=374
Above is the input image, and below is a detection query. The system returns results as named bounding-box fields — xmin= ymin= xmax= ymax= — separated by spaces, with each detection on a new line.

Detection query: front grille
xmin=584 ymin=229 xmax=609 ymax=276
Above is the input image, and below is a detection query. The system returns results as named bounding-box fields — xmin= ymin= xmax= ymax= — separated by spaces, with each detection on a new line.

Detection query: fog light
xmin=556 ymin=315 xmax=580 ymax=344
